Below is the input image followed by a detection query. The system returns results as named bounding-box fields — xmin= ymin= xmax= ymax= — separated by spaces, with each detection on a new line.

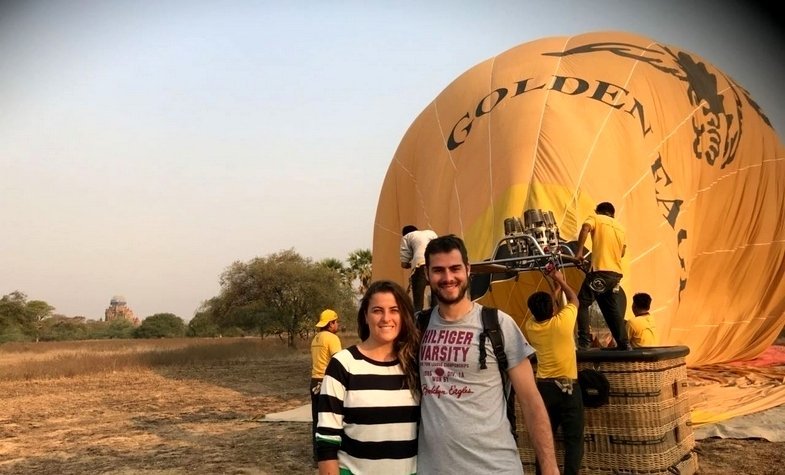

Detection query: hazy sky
xmin=1 ymin=1 xmax=782 ymax=321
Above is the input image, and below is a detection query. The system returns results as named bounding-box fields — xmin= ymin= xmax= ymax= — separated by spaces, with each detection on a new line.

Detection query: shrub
xmin=187 ymin=312 xmax=220 ymax=337
xmin=84 ymin=319 xmax=136 ymax=339
xmin=134 ymin=313 xmax=187 ymax=339
xmin=0 ymin=325 xmax=29 ymax=343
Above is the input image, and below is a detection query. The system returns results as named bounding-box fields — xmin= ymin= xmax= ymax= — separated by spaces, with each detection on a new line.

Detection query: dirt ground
xmin=1 ymin=340 xmax=784 ymax=474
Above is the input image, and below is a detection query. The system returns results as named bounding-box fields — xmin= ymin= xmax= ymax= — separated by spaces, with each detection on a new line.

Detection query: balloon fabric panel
xmin=372 ymin=31 xmax=785 ymax=370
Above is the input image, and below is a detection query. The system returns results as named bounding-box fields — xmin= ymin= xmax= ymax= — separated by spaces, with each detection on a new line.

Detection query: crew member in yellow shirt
xmin=628 ymin=293 xmax=657 ymax=347
xmin=310 ymin=309 xmax=341 ymax=466
xmin=575 ymin=201 xmax=631 ymax=350
xmin=524 ymin=268 xmax=584 ymax=475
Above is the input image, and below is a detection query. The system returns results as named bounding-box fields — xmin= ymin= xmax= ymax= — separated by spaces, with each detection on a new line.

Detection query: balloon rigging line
xmin=692 ymin=239 xmax=785 ymax=258
xmin=618 ymin=93 xmax=711 ymax=214
xmin=610 ymin=51 xmax=747 ymax=218
xmin=561 ymin=41 xmax=656 ymax=225
xmin=747 ymin=291 xmax=779 ymax=327
xmin=663 ymin=240 xmax=784 ymax=337
xmin=656 ymin=280 xmax=682 ymax=320
xmin=374 ymin=222 xmax=400 ymax=240
xmin=485 ymin=55 xmax=499 ymax=238
xmin=523 ymin=36 xmax=567 ymax=215
xmin=433 ymin=96 xmax=465 ymax=237
xmin=627 ymin=81 xmax=768 ymax=217
xmin=621 ymin=169 xmax=650 ymax=201
xmin=415 ymin=100 xmax=455 ymax=229
xmin=650 ymin=305 xmax=667 ymax=316
xmin=628 ymin=242 xmax=661 ymax=265
xmin=683 ymin=157 xmax=784 ymax=212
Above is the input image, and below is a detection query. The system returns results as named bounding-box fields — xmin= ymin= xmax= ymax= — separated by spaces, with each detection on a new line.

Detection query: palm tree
xmin=318 ymin=257 xmax=350 ymax=288
xmin=347 ymin=249 xmax=373 ymax=295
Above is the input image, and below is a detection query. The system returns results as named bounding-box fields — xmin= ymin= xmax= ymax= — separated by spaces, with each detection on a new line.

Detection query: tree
xmin=134 ymin=313 xmax=187 ymax=339
xmin=41 ymin=316 xmax=88 ymax=341
xmin=0 ymin=291 xmax=28 ymax=341
xmin=208 ymin=249 xmax=356 ymax=347
xmin=82 ymin=318 xmax=135 ymax=339
xmin=347 ymin=248 xmax=373 ymax=295
xmin=105 ymin=319 xmax=137 ymax=339
xmin=187 ymin=311 xmax=220 ymax=337
xmin=0 ymin=292 xmax=55 ymax=342
xmin=26 ymin=300 xmax=55 ymax=342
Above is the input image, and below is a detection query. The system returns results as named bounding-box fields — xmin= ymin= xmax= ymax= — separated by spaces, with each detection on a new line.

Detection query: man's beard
xmin=432 ymin=279 xmax=469 ymax=305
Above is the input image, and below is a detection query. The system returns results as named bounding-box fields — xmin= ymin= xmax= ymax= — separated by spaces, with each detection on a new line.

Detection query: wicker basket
xmin=522 ymin=452 xmax=699 ymax=475
xmin=518 ymin=346 xmax=698 ymax=474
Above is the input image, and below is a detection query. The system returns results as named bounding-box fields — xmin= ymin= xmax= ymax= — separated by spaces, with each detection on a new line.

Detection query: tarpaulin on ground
xmin=689 ymin=345 xmax=785 ymax=425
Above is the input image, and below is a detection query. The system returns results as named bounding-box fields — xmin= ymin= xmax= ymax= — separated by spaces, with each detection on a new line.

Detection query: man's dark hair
xmin=632 ymin=292 xmax=652 ymax=311
xmin=527 ymin=291 xmax=554 ymax=322
xmin=424 ymin=234 xmax=468 ymax=267
xmin=402 ymin=225 xmax=418 ymax=236
xmin=595 ymin=202 xmax=615 ymax=217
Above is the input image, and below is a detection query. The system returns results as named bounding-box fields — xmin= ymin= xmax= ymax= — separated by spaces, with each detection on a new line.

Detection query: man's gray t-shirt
xmin=418 ymin=303 xmax=536 ymax=474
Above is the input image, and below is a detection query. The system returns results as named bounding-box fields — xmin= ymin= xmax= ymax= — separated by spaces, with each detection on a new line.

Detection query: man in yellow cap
xmin=310 ymin=309 xmax=341 ymax=466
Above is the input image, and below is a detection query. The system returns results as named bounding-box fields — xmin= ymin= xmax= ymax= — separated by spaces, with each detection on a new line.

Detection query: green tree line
xmin=0 ymin=248 xmax=371 ymax=345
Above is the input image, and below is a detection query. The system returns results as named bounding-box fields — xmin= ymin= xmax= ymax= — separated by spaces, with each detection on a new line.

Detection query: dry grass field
xmin=0 ymin=337 xmax=783 ymax=474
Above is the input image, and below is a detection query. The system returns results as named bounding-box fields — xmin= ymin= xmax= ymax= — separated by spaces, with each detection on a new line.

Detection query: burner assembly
xmin=471 ymin=208 xmax=589 ymax=276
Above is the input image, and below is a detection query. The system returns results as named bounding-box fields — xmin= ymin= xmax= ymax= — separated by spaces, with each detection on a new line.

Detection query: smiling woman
xmin=362 ymin=291 xmax=403 ymax=351
xmin=314 ymin=280 xmax=421 ymax=475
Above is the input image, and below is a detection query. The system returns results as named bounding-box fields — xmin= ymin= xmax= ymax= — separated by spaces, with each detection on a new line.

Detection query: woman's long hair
xmin=357 ymin=280 xmax=421 ymax=397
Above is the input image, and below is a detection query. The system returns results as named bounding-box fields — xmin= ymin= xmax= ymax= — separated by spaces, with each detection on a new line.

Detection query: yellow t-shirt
xmin=584 ymin=214 xmax=626 ymax=274
xmin=523 ymin=303 xmax=578 ymax=379
xmin=627 ymin=315 xmax=657 ymax=347
xmin=311 ymin=331 xmax=342 ymax=378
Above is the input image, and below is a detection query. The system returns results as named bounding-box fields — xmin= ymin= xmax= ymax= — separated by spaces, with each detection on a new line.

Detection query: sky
xmin=1 ymin=1 xmax=782 ymax=321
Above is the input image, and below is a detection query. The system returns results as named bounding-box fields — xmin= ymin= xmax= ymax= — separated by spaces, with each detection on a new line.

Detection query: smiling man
xmin=416 ymin=234 xmax=558 ymax=474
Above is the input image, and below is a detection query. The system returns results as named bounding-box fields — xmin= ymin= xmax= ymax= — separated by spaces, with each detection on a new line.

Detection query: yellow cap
xmin=315 ymin=309 xmax=338 ymax=328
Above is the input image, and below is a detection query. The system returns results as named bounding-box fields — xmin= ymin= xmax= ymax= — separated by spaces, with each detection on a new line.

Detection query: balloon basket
xmin=518 ymin=346 xmax=698 ymax=474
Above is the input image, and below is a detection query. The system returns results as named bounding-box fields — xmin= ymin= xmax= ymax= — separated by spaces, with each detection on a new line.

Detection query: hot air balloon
xmin=372 ymin=31 xmax=785 ymax=368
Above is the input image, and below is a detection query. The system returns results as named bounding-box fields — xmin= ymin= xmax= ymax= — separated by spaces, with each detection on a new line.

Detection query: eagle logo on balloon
xmin=544 ymin=42 xmax=773 ymax=169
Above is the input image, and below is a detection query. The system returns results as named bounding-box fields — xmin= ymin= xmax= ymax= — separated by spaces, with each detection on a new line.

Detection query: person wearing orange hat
xmin=310 ymin=309 xmax=341 ymax=466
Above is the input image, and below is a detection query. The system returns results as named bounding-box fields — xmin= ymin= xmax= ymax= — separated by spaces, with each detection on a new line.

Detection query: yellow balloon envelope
xmin=372 ymin=31 xmax=785 ymax=367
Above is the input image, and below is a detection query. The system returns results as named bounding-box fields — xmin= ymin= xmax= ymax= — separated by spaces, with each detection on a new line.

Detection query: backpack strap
xmin=481 ymin=306 xmax=507 ymax=371
xmin=478 ymin=330 xmax=489 ymax=369
xmin=415 ymin=308 xmax=432 ymax=333
xmin=481 ymin=306 xmax=517 ymax=439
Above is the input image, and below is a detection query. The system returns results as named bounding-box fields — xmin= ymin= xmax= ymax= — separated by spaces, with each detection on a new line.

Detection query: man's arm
xmin=548 ymin=277 xmax=563 ymax=308
xmin=328 ymin=333 xmax=342 ymax=355
xmin=548 ymin=269 xmax=578 ymax=307
xmin=574 ymin=223 xmax=592 ymax=261
xmin=400 ymin=236 xmax=413 ymax=268
xmin=508 ymin=360 xmax=559 ymax=475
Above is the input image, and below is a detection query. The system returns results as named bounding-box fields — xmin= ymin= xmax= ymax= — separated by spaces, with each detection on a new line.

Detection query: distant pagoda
xmin=104 ymin=295 xmax=140 ymax=326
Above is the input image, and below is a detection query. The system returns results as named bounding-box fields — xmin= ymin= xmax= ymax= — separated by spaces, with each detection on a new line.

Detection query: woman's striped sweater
xmin=315 ymin=345 xmax=419 ymax=475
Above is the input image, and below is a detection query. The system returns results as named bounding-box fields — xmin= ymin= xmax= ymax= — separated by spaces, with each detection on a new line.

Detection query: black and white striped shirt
xmin=315 ymin=345 xmax=419 ymax=474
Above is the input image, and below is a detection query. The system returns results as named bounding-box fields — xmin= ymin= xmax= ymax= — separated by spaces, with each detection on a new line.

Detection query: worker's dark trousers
xmin=535 ymin=380 xmax=585 ymax=475
xmin=410 ymin=265 xmax=432 ymax=312
xmin=310 ymin=378 xmax=322 ymax=464
xmin=576 ymin=271 xmax=629 ymax=348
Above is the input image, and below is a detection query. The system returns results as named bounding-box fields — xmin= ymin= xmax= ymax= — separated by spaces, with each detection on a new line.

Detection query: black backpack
xmin=578 ymin=368 xmax=610 ymax=408
xmin=416 ymin=306 xmax=518 ymax=439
